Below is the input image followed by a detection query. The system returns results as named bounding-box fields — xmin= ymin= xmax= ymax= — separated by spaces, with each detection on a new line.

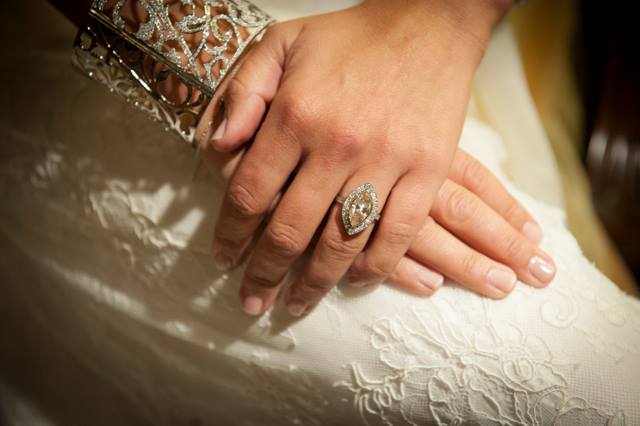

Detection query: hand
xmin=202 ymin=0 xmax=520 ymax=316
xmin=356 ymin=149 xmax=555 ymax=302
xmin=202 ymin=144 xmax=555 ymax=312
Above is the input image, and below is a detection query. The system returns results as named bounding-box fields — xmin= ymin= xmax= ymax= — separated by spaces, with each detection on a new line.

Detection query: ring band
xmin=336 ymin=183 xmax=381 ymax=236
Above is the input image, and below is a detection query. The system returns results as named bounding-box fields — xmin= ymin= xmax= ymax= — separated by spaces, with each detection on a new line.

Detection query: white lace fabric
xmin=1 ymin=1 xmax=639 ymax=425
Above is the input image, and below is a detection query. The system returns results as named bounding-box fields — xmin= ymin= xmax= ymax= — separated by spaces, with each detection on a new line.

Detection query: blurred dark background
xmin=579 ymin=1 xmax=640 ymax=285
xmin=511 ymin=0 xmax=640 ymax=295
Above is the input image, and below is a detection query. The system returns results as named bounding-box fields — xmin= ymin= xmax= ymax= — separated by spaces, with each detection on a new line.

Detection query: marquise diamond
xmin=341 ymin=183 xmax=379 ymax=236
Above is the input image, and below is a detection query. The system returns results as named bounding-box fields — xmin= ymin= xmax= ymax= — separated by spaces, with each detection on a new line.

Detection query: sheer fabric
xmin=1 ymin=1 xmax=638 ymax=425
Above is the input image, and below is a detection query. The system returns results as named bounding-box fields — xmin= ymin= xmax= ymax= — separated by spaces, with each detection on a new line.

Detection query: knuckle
xmin=226 ymin=77 xmax=248 ymax=99
xmin=227 ymin=181 xmax=262 ymax=218
xmin=502 ymin=233 xmax=527 ymax=260
xmin=278 ymin=94 xmax=318 ymax=131
xmin=263 ymin=23 xmax=286 ymax=41
xmin=414 ymin=137 xmax=447 ymax=169
xmin=382 ymin=221 xmax=416 ymax=247
xmin=245 ymin=270 xmax=280 ymax=289
xmin=328 ymin=124 xmax=365 ymax=159
xmin=460 ymin=155 xmax=489 ymax=189
xmin=416 ymin=217 xmax=436 ymax=240
xmin=361 ymin=257 xmax=392 ymax=279
xmin=503 ymin=200 xmax=525 ymax=223
xmin=321 ymin=232 xmax=362 ymax=262
xmin=443 ymin=186 xmax=479 ymax=224
xmin=300 ymin=275 xmax=333 ymax=297
xmin=213 ymin=231 xmax=243 ymax=251
xmin=461 ymin=252 xmax=480 ymax=277
xmin=264 ymin=221 xmax=305 ymax=259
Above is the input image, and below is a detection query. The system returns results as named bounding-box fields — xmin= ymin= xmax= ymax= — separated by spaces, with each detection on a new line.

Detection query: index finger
xmin=449 ymin=149 xmax=544 ymax=244
xmin=211 ymin=111 xmax=301 ymax=271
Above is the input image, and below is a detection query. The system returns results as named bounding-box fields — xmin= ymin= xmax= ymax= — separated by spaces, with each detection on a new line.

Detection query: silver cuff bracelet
xmin=72 ymin=0 xmax=274 ymax=146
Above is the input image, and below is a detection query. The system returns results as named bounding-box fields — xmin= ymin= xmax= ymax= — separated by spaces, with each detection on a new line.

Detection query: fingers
xmin=347 ymin=172 xmax=436 ymax=287
xmin=210 ymin=24 xmax=302 ymax=152
xmin=211 ymin=111 xmax=302 ymax=272
xmin=238 ymin=157 xmax=349 ymax=315
xmin=408 ymin=218 xmax=518 ymax=299
xmin=284 ymin=173 xmax=396 ymax=316
xmin=431 ymin=180 xmax=556 ymax=288
xmin=450 ymin=149 xmax=543 ymax=244
xmin=386 ymin=256 xmax=443 ymax=296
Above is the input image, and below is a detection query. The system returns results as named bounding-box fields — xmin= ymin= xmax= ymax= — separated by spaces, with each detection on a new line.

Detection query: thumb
xmin=210 ymin=23 xmax=300 ymax=152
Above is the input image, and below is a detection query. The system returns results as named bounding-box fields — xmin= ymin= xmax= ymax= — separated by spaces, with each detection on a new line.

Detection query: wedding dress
xmin=1 ymin=1 xmax=639 ymax=425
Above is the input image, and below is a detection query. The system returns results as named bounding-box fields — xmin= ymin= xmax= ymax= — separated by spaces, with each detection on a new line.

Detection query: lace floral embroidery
xmin=337 ymin=297 xmax=626 ymax=425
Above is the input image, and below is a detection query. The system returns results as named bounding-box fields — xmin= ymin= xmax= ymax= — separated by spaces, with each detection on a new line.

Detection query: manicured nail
xmin=416 ymin=266 xmax=444 ymax=291
xmin=213 ymin=252 xmax=234 ymax=272
xmin=211 ymin=118 xmax=227 ymax=141
xmin=287 ymin=302 xmax=307 ymax=317
xmin=486 ymin=267 xmax=517 ymax=295
xmin=243 ymin=296 xmax=263 ymax=316
xmin=347 ymin=271 xmax=371 ymax=288
xmin=349 ymin=280 xmax=370 ymax=288
xmin=522 ymin=221 xmax=543 ymax=244
xmin=529 ymin=256 xmax=556 ymax=285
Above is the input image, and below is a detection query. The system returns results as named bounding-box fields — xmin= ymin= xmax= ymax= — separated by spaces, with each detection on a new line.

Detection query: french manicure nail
xmin=486 ymin=267 xmax=517 ymax=295
xmin=522 ymin=221 xmax=543 ymax=244
xmin=416 ymin=266 xmax=444 ymax=291
xmin=243 ymin=296 xmax=263 ymax=316
xmin=529 ymin=256 xmax=556 ymax=285
xmin=287 ymin=302 xmax=307 ymax=317
xmin=211 ymin=118 xmax=227 ymax=141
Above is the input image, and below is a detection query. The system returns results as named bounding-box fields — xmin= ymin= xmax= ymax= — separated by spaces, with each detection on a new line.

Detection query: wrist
xmin=362 ymin=0 xmax=512 ymax=59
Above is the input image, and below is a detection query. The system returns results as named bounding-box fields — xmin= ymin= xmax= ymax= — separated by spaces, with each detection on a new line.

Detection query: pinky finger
xmin=386 ymin=257 xmax=444 ymax=296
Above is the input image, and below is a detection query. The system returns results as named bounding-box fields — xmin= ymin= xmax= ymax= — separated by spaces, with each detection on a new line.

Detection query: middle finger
xmin=431 ymin=180 xmax=556 ymax=287
xmin=238 ymin=155 xmax=350 ymax=315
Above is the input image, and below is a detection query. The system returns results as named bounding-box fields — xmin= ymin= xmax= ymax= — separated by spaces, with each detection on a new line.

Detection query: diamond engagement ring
xmin=336 ymin=183 xmax=381 ymax=236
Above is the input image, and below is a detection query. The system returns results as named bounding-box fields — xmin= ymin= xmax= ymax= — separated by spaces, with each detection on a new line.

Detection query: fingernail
xmin=416 ymin=266 xmax=444 ymax=291
xmin=529 ymin=256 xmax=556 ymax=285
xmin=211 ymin=118 xmax=227 ymax=141
xmin=522 ymin=221 xmax=543 ymax=244
xmin=347 ymin=272 xmax=371 ymax=288
xmin=486 ymin=267 xmax=517 ymax=295
xmin=242 ymin=296 xmax=263 ymax=316
xmin=213 ymin=252 xmax=234 ymax=272
xmin=287 ymin=302 xmax=307 ymax=317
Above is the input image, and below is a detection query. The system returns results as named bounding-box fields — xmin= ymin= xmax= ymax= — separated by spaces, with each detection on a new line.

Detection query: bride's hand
xmin=204 ymin=145 xmax=555 ymax=314
xmin=201 ymin=0 xmax=533 ymax=316
xmin=357 ymin=149 xmax=556 ymax=302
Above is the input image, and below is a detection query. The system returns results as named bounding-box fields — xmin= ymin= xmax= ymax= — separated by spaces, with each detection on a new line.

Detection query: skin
xmin=202 ymin=144 xmax=555 ymax=310
xmin=197 ymin=0 xmax=556 ymax=317
xmin=49 ymin=0 xmax=556 ymax=316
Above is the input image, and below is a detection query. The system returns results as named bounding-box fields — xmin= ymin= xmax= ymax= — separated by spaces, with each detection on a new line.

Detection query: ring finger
xmin=284 ymin=170 xmax=397 ymax=316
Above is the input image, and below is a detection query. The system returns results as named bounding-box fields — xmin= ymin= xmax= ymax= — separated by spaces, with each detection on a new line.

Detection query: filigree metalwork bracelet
xmin=72 ymin=0 xmax=273 ymax=146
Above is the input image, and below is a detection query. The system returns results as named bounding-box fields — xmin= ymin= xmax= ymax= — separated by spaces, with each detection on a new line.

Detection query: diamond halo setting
xmin=338 ymin=183 xmax=380 ymax=236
